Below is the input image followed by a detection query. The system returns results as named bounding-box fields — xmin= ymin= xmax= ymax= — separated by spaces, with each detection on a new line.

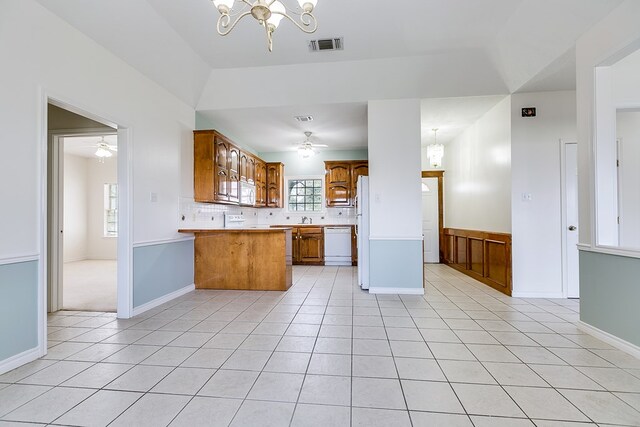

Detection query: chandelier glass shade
xmin=95 ymin=147 xmax=113 ymax=158
xmin=426 ymin=128 xmax=444 ymax=168
xmin=211 ymin=0 xmax=319 ymax=51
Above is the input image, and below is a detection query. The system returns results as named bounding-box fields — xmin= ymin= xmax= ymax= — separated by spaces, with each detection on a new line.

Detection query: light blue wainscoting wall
xmin=580 ymin=250 xmax=640 ymax=347
xmin=133 ymin=240 xmax=194 ymax=308
xmin=369 ymin=239 xmax=424 ymax=293
xmin=0 ymin=260 xmax=39 ymax=361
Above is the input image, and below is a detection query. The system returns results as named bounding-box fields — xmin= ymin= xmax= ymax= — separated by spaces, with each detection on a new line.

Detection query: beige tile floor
xmin=1 ymin=264 xmax=640 ymax=426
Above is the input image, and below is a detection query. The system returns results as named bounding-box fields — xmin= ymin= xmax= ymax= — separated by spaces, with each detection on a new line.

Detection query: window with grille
xmin=104 ymin=183 xmax=118 ymax=237
xmin=287 ymin=178 xmax=323 ymax=212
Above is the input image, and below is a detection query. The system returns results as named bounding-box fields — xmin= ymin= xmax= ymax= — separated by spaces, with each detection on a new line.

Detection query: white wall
xmin=87 ymin=156 xmax=118 ymax=260
xmin=0 ymin=0 xmax=195 ymax=260
xmin=444 ymin=97 xmax=512 ymax=233
xmin=576 ymin=1 xmax=640 ymax=246
xmin=617 ymin=111 xmax=640 ymax=249
xmin=368 ymin=99 xmax=423 ymax=239
xmin=511 ymin=91 xmax=577 ymax=297
xmin=63 ymin=154 xmax=88 ymax=262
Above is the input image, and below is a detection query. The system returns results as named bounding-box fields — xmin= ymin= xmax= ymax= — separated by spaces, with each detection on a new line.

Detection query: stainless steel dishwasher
xmin=324 ymin=226 xmax=352 ymax=266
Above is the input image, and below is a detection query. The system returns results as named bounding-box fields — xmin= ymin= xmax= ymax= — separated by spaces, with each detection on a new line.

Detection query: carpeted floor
xmin=63 ymin=260 xmax=117 ymax=312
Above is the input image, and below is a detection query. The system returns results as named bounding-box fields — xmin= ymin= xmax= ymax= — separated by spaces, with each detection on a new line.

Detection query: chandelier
xmin=211 ymin=0 xmax=319 ymax=52
xmin=427 ymin=128 xmax=444 ymax=168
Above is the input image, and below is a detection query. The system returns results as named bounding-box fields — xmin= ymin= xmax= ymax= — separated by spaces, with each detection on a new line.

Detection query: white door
xmin=421 ymin=177 xmax=439 ymax=263
xmin=564 ymin=143 xmax=579 ymax=298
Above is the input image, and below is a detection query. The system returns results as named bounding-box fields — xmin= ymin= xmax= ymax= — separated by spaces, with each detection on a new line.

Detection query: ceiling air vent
xmin=308 ymin=37 xmax=344 ymax=52
xmin=294 ymin=115 xmax=314 ymax=122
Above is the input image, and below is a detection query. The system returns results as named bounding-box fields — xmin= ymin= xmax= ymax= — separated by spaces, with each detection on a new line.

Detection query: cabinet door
xmin=291 ymin=228 xmax=300 ymax=263
xmin=298 ymin=230 xmax=324 ymax=264
xmin=351 ymin=225 xmax=358 ymax=266
xmin=194 ymin=131 xmax=215 ymax=202
xmin=228 ymin=145 xmax=240 ymax=204
xmin=266 ymin=163 xmax=284 ymax=208
xmin=350 ymin=162 xmax=369 ymax=207
xmin=214 ymin=136 xmax=230 ymax=202
xmin=239 ymin=152 xmax=248 ymax=182
xmin=247 ymin=156 xmax=256 ymax=185
xmin=325 ymin=162 xmax=351 ymax=207
xmin=255 ymin=160 xmax=267 ymax=207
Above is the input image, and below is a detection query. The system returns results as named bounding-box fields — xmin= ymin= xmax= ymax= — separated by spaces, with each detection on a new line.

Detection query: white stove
xmin=224 ymin=214 xmax=246 ymax=229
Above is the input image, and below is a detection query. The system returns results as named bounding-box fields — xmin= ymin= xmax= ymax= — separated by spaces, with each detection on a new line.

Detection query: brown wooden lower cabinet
xmin=292 ymin=227 xmax=324 ymax=265
xmin=443 ymin=228 xmax=512 ymax=296
xmin=351 ymin=225 xmax=358 ymax=266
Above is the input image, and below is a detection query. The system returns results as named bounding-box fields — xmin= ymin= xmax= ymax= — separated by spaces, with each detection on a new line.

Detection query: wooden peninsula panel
xmin=443 ymin=228 xmax=512 ymax=296
xmin=180 ymin=228 xmax=293 ymax=291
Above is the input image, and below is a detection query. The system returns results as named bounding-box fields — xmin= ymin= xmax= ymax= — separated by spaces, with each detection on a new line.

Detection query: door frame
xmin=559 ymin=140 xmax=578 ymax=298
xmin=41 ymin=93 xmax=134 ymax=352
xmin=421 ymin=171 xmax=444 ymax=263
xmin=48 ymin=129 xmax=118 ymax=313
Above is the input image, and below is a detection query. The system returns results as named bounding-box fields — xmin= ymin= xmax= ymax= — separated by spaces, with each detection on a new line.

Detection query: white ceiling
xmin=64 ymin=135 xmax=118 ymax=158
xmin=199 ymin=103 xmax=367 ymax=153
xmin=35 ymin=0 xmax=624 ymax=153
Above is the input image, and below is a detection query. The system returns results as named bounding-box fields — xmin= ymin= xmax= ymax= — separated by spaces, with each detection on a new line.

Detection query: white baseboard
xmin=511 ymin=292 xmax=564 ymax=299
xmin=578 ymin=321 xmax=640 ymax=359
xmin=369 ymin=287 xmax=425 ymax=295
xmin=0 ymin=347 xmax=42 ymax=376
xmin=131 ymin=284 xmax=195 ymax=317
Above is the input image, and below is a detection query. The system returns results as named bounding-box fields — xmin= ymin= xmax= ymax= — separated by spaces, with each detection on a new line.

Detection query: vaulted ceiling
xmin=36 ymin=0 xmax=623 ymax=151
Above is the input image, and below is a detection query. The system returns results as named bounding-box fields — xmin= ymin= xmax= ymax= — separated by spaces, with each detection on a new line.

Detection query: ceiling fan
xmin=296 ymin=131 xmax=327 ymax=158
xmin=92 ymin=136 xmax=117 ymax=159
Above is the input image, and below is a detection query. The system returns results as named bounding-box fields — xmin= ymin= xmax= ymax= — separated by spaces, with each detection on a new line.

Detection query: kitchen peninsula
xmin=179 ymin=227 xmax=292 ymax=291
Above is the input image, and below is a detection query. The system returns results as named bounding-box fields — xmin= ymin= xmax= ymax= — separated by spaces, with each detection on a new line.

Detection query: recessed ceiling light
xmin=294 ymin=115 xmax=314 ymax=122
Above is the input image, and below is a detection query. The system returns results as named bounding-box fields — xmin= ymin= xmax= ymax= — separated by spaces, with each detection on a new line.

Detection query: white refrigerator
xmin=356 ymin=176 xmax=370 ymax=290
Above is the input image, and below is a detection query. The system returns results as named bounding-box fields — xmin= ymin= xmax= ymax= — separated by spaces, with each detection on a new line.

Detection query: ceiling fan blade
xmin=311 ymin=144 xmax=328 ymax=148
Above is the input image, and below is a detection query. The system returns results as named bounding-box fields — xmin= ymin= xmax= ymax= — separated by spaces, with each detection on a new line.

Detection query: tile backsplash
xmin=179 ymin=198 xmax=356 ymax=229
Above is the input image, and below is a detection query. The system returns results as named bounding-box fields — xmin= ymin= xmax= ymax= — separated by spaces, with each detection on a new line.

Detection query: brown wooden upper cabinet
xmin=255 ymin=159 xmax=267 ymax=207
xmin=194 ymin=130 xmax=269 ymax=206
xmin=324 ymin=160 xmax=368 ymax=207
xmin=239 ymin=152 xmax=257 ymax=185
xmin=228 ymin=144 xmax=240 ymax=204
xmin=194 ymin=130 xmax=230 ymax=203
xmin=266 ymin=162 xmax=285 ymax=208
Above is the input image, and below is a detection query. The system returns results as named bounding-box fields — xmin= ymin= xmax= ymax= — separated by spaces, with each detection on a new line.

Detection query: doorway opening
xmin=47 ymin=104 xmax=119 ymax=313
xmin=421 ymin=171 xmax=444 ymax=264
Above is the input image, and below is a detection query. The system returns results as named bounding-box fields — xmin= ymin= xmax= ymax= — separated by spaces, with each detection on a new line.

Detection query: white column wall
xmin=368 ymin=100 xmax=423 ymax=239
xmin=367 ymin=99 xmax=424 ymax=292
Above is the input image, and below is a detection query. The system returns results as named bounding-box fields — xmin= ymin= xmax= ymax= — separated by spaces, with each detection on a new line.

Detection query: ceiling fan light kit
xmin=297 ymin=131 xmax=327 ymax=158
xmin=211 ymin=0 xmax=319 ymax=52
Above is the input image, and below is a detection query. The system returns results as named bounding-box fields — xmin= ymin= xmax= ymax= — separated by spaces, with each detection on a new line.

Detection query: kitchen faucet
xmin=301 ymin=216 xmax=308 ymax=224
